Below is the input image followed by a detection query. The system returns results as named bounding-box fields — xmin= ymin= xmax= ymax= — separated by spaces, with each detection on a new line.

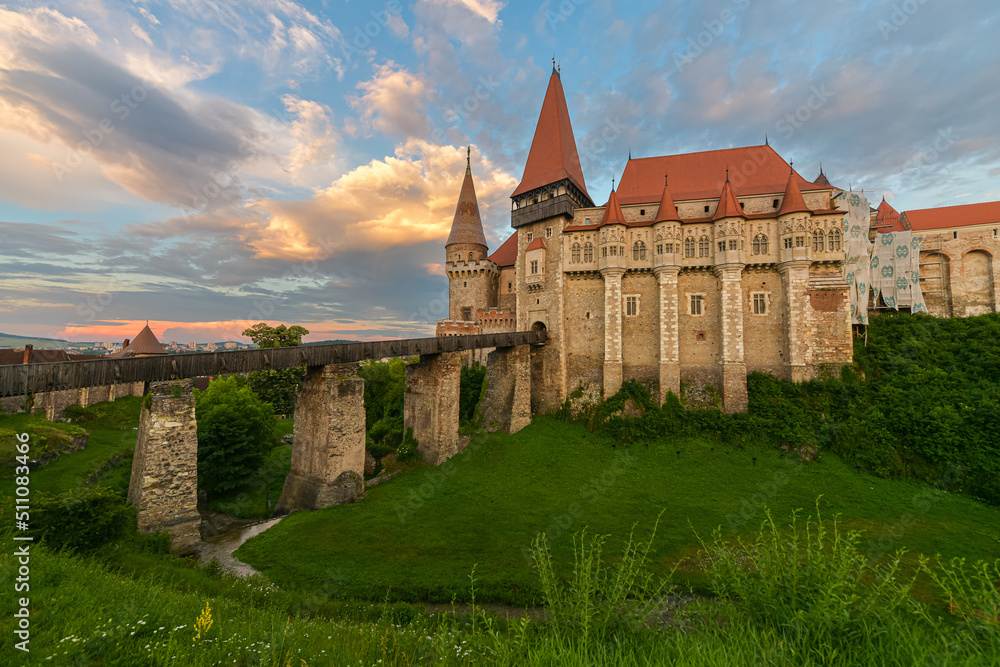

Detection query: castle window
xmin=546 ymin=227 xmax=553 ymax=238
xmin=752 ymin=292 xmax=767 ymax=315
xmin=704 ymin=205 xmax=710 ymax=213
xmin=508 ymin=282 xmax=512 ymax=290
xmin=753 ymin=234 xmax=769 ymax=255
xmin=665 ymin=242 xmax=674 ymax=253
xmin=571 ymin=243 xmax=581 ymax=263
xmin=684 ymin=237 xmax=696 ymax=257
xmin=633 ymin=241 xmax=646 ymax=260
xmin=813 ymin=230 xmax=825 ymax=252
xmin=462 ymin=307 xmax=472 ymax=320
xmin=740 ymin=202 xmax=745 ymax=210
xmin=610 ymin=245 xmax=617 ymax=256
xmin=625 ymin=295 xmax=638 ymax=317
xmin=585 ymin=217 xmax=591 ymax=225
xmin=584 ymin=242 xmax=594 ymax=262
xmin=828 ymin=228 xmax=842 ymax=251
xmin=464 ymin=281 xmax=467 ymax=287
xmin=729 ymin=239 xmax=738 ymax=251
xmin=953 ymin=231 xmax=958 ymax=239
xmin=640 ymin=209 xmax=646 ymax=216
xmin=690 ymin=294 xmax=704 ymax=316
xmin=698 ymin=236 xmax=710 ymax=257
xmin=526 ymin=232 xmax=533 ymax=242
xmin=773 ymin=199 xmax=779 ymax=208
xmin=696 ymin=331 xmax=706 ymax=341
xmin=784 ymin=237 xmax=793 ymax=249
xmin=718 ymin=241 xmax=726 ymax=253
xmin=602 ymin=247 xmax=607 ymax=258
xmin=469 ymin=252 xmax=473 ymax=261
xmin=530 ymin=260 xmax=539 ymax=274
xmin=795 ymin=235 xmax=805 ymax=248
xmin=656 ymin=243 xmax=663 ymax=255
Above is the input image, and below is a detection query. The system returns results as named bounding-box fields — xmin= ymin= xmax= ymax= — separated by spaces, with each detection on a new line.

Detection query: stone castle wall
xmin=916 ymin=228 xmax=998 ymax=318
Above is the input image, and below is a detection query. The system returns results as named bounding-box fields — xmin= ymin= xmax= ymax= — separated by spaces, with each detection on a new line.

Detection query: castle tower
xmin=712 ymin=173 xmax=749 ymax=411
xmin=444 ymin=148 xmax=497 ymax=325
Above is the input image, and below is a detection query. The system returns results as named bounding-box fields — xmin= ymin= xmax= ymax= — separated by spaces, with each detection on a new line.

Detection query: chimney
xmin=123 ymin=338 xmax=130 ymax=349
xmin=22 ymin=344 xmax=32 ymax=364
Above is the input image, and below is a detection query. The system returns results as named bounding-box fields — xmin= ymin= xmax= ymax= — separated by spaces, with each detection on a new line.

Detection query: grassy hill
xmin=0 ymin=331 xmax=76 ymax=349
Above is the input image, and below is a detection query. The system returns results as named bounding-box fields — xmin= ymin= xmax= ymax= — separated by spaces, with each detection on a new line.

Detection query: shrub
xmin=460 ymin=363 xmax=486 ymax=425
xmin=34 ymin=486 xmax=135 ymax=552
xmin=195 ymin=376 xmax=280 ymax=497
xmin=395 ymin=427 xmax=419 ymax=462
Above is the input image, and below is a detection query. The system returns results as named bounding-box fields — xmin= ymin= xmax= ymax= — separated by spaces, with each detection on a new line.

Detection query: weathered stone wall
xmin=447 ymin=258 xmax=499 ymax=320
xmin=0 ymin=382 xmax=144 ymax=417
xmin=916 ymin=229 xmax=998 ymax=318
xmin=128 ymin=380 xmax=201 ymax=554
xmin=677 ymin=269 xmax=723 ymax=391
xmin=404 ymin=352 xmax=461 ymax=465
xmin=563 ymin=274 xmax=604 ymax=397
xmin=807 ymin=264 xmax=853 ymax=373
xmin=716 ymin=264 xmax=748 ymax=412
xmin=499 ymin=266 xmax=517 ymax=312
xmin=621 ymin=271 xmax=659 ymax=391
xmin=276 ymin=364 xmax=365 ymax=514
xmin=742 ymin=266 xmax=786 ymax=377
xmin=479 ymin=344 xmax=531 ymax=434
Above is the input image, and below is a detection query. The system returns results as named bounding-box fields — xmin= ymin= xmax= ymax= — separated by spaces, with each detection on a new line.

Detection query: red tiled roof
xmin=777 ymin=171 xmax=811 ymax=216
xmin=488 ymin=231 xmax=518 ymax=267
xmin=616 ymin=145 xmax=828 ymax=205
xmin=903 ymin=200 xmax=1000 ymax=231
xmin=511 ymin=70 xmax=590 ymax=200
xmin=714 ymin=178 xmax=745 ymax=220
xmin=599 ymin=188 xmax=627 ymax=226
xmin=654 ymin=178 xmax=681 ymax=222
xmin=446 ymin=156 xmax=488 ymax=248
xmin=525 ymin=237 xmax=546 ymax=251
xmin=875 ymin=198 xmax=907 ymax=232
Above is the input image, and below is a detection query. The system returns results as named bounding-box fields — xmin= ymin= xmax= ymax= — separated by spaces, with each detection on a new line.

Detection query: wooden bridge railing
xmin=0 ymin=331 xmax=546 ymax=397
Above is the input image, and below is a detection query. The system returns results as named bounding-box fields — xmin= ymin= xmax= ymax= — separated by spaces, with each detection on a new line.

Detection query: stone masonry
xmin=275 ymin=364 xmax=366 ymax=514
xmin=128 ymin=380 xmax=201 ymax=554
xmin=404 ymin=352 xmax=461 ymax=465
xmin=479 ymin=344 xmax=532 ymax=434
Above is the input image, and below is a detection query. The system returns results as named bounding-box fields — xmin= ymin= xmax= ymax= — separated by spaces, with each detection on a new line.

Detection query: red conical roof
xmin=876 ymin=198 xmax=906 ymax=232
xmin=447 ymin=152 xmax=488 ymax=248
xmin=113 ymin=323 xmax=167 ymax=357
xmin=713 ymin=177 xmax=744 ymax=220
xmin=777 ymin=169 xmax=811 ymax=216
xmin=654 ymin=176 xmax=681 ymax=222
xmin=511 ymin=70 xmax=590 ymax=200
xmin=600 ymin=187 xmax=626 ymax=225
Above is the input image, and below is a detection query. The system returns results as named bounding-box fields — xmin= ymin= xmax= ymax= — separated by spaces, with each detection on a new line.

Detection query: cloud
xmin=422 ymin=0 xmax=506 ymax=24
xmin=350 ymin=61 xmax=431 ymax=138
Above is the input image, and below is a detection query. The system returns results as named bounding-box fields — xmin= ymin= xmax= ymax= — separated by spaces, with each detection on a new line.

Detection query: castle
xmin=437 ymin=67 xmax=999 ymax=413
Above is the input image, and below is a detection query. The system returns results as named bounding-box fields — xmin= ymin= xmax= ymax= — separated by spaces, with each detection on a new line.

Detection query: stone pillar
xmin=128 ymin=380 xmax=201 ymax=554
xmin=602 ymin=268 xmax=624 ymax=398
xmin=275 ymin=364 xmax=366 ymax=515
xmin=779 ymin=260 xmax=812 ymax=382
xmin=715 ymin=264 xmax=748 ymax=413
xmin=655 ymin=266 xmax=681 ymax=402
xmin=479 ymin=344 xmax=531 ymax=434
xmin=404 ymin=352 xmax=461 ymax=465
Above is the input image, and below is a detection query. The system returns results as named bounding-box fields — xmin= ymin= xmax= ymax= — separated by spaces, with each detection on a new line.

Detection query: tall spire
xmin=447 ymin=153 xmax=488 ymax=249
xmin=600 ymin=187 xmax=626 ymax=226
xmin=654 ymin=173 xmax=681 ymax=223
xmin=511 ymin=69 xmax=590 ymax=201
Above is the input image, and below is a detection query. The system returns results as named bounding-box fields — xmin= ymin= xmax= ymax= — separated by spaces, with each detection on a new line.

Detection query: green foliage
xmin=395 ymin=426 xmax=419 ymax=462
xmin=195 ymin=376 xmax=280 ymax=497
xmin=241 ymin=322 xmax=309 ymax=348
xmin=460 ymin=363 xmax=486 ymax=425
xmin=360 ymin=358 xmax=408 ymax=464
xmin=33 ymin=485 xmax=135 ymax=552
xmin=241 ymin=322 xmax=309 ymax=414
xmin=0 ymin=421 xmax=88 ymax=468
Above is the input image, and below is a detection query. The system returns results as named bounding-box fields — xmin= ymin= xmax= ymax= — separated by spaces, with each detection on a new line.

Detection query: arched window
xmin=468 ymin=252 xmax=473 ymax=261
xmin=828 ymin=228 xmax=842 ymax=251
xmin=633 ymin=241 xmax=646 ymax=260
xmin=571 ymin=243 xmax=581 ymax=263
xmin=583 ymin=242 xmax=594 ymax=262
xmin=698 ymin=236 xmax=710 ymax=257
xmin=684 ymin=237 xmax=696 ymax=257
xmin=752 ymin=234 xmax=769 ymax=255
xmin=813 ymin=230 xmax=825 ymax=252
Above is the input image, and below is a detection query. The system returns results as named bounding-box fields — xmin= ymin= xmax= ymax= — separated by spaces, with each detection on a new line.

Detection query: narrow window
xmin=729 ymin=239 xmax=738 ymax=250
xmin=753 ymin=234 xmax=769 ymax=255
xmin=752 ymin=293 xmax=766 ymax=315
xmin=718 ymin=241 xmax=726 ymax=253
xmin=953 ymin=231 xmax=958 ymax=239
xmin=610 ymin=246 xmax=617 ymax=256
xmin=530 ymin=260 xmax=539 ymax=274
xmin=795 ymin=235 xmax=805 ymax=248
xmin=625 ymin=295 xmax=637 ymax=317
xmin=508 ymin=282 xmax=512 ymax=290
xmin=462 ymin=306 xmax=472 ymax=320
xmin=546 ymin=227 xmax=553 ymax=238
xmin=571 ymin=243 xmax=581 ymax=263
xmin=584 ymin=242 xmax=594 ymax=262
xmin=633 ymin=241 xmax=646 ymax=260
xmin=526 ymin=231 xmax=533 ymax=242
xmin=828 ymin=228 xmax=841 ymax=251
xmin=704 ymin=205 xmax=710 ymax=213
xmin=656 ymin=243 xmax=663 ymax=255
xmin=585 ymin=217 xmax=591 ymax=225
xmin=813 ymin=230 xmax=825 ymax=252
xmin=602 ymin=247 xmax=608 ymax=258
xmin=773 ymin=199 xmax=779 ymax=208
xmin=699 ymin=236 xmax=710 ymax=257
xmin=685 ymin=237 xmax=696 ymax=257
xmin=640 ymin=209 xmax=646 ymax=216
xmin=690 ymin=294 xmax=704 ymax=315
xmin=468 ymin=252 xmax=473 ymax=261
xmin=463 ymin=281 xmax=467 ymax=287
xmin=784 ymin=237 xmax=793 ymax=249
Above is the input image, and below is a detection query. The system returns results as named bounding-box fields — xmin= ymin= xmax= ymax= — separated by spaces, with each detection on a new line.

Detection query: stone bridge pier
xmin=275 ymin=363 xmax=366 ymax=515
xmin=128 ymin=379 xmax=201 ymax=554
xmin=404 ymin=352 xmax=462 ymax=465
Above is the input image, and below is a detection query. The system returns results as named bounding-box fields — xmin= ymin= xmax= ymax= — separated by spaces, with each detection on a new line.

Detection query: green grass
xmin=0 ymin=397 xmax=140 ymax=499
xmin=237 ymin=416 xmax=1000 ymax=606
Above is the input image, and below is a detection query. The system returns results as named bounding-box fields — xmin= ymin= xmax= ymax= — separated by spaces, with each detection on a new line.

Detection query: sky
xmin=0 ymin=0 xmax=998 ymax=343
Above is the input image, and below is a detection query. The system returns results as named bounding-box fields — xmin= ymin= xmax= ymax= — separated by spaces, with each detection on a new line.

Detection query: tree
xmin=242 ymin=323 xmax=309 ymax=415
xmin=195 ymin=375 xmax=280 ymax=496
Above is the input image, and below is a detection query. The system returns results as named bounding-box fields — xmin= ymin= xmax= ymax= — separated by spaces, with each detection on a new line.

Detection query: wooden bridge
xmin=0 ymin=331 xmax=545 ymax=397
xmin=3 ymin=332 xmax=541 ymax=553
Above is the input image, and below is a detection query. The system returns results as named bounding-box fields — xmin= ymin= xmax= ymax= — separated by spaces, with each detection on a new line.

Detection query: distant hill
xmin=0 ymin=332 xmax=78 ymax=349
xmin=302 ymin=339 xmax=360 ymax=346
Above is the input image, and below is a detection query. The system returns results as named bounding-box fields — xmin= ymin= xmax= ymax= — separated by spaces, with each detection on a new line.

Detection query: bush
xmin=460 ymin=363 xmax=486 ymax=425
xmin=34 ymin=486 xmax=135 ymax=552
xmin=395 ymin=427 xmax=419 ymax=462
xmin=195 ymin=376 xmax=281 ymax=497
